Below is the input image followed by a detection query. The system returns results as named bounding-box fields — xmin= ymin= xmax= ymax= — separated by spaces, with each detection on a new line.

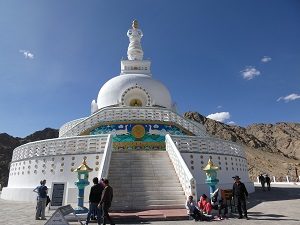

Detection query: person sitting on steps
xmin=198 ymin=194 xmax=212 ymax=215
xmin=185 ymin=195 xmax=202 ymax=221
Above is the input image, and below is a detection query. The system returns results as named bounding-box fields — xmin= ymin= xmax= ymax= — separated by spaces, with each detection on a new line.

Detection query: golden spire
xmin=203 ymin=159 xmax=219 ymax=171
xmin=132 ymin=19 xmax=139 ymax=29
xmin=74 ymin=156 xmax=93 ymax=172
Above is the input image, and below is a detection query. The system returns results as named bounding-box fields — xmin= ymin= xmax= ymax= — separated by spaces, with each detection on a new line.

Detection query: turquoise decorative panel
xmin=90 ymin=123 xmax=186 ymax=143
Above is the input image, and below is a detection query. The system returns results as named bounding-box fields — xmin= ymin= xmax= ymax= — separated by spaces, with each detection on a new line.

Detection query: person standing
xmin=259 ymin=174 xmax=266 ymax=191
xmin=35 ymin=179 xmax=48 ymax=220
xmin=232 ymin=176 xmax=249 ymax=220
xmin=265 ymin=175 xmax=271 ymax=191
xmin=85 ymin=177 xmax=104 ymax=225
xmin=33 ymin=180 xmax=43 ymax=218
xmin=98 ymin=179 xmax=115 ymax=225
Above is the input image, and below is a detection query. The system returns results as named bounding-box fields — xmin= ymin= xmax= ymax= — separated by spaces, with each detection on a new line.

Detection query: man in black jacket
xmin=86 ymin=177 xmax=104 ymax=225
xmin=232 ymin=175 xmax=249 ymax=220
xmin=98 ymin=179 xmax=115 ymax=225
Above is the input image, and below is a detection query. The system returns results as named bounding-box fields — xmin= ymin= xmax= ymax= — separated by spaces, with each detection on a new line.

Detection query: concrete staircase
xmin=108 ymin=150 xmax=186 ymax=211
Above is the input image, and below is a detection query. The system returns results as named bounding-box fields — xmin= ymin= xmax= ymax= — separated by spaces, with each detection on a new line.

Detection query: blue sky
xmin=0 ymin=0 xmax=300 ymax=137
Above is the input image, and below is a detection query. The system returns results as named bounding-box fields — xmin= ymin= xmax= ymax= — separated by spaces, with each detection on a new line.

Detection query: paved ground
xmin=1 ymin=184 xmax=300 ymax=225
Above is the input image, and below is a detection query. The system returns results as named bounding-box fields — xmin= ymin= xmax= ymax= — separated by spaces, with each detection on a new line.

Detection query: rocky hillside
xmin=0 ymin=128 xmax=58 ymax=188
xmin=184 ymin=112 xmax=300 ymax=181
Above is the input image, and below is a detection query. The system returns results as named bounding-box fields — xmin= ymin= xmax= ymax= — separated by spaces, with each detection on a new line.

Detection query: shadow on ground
xmin=246 ymin=211 xmax=300 ymax=222
xmin=247 ymin=186 xmax=300 ymax=209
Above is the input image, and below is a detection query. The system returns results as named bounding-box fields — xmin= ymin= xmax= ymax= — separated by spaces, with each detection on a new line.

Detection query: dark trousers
xmin=190 ymin=208 xmax=202 ymax=221
xmin=102 ymin=204 xmax=115 ymax=225
xmin=261 ymin=182 xmax=266 ymax=191
xmin=86 ymin=203 xmax=102 ymax=225
xmin=267 ymin=182 xmax=271 ymax=191
xmin=212 ymin=203 xmax=228 ymax=216
xmin=235 ymin=197 xmax=247 ymax=217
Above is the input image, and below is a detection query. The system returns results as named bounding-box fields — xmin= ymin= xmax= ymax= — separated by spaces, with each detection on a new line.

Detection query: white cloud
xmin=261 ymin=56 xmax=272 ymax=63
xmin=19 ymin=50 xmax=34 ymax=59
xmin=217 ymin=105 xmax=222 ymax=109
xmin=277 ymin=93 xmax=300 ymax=102
xmin=207 ymin=112 xmax=230 ymax=123
xmin=240 ymin=66 xmax=261 ymax=80
xmin=227 ymin=121 xmax=236 ymax=125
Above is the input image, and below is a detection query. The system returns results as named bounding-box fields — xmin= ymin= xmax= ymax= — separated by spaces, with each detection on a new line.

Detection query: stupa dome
xmin=96 ymin=73 xmax=172 ymax=109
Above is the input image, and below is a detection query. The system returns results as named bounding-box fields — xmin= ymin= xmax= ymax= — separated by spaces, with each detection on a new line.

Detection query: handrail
xmin=170 ymin=135 xmax=246 ymax=158
xmin=165 ymin=134 xmax=197 ymax=200
xmin=60 ymin=106 xmax=207 ymax=138
xmin=98 ymin=134 xmax=113 ymax=179
xmin=11 ymin=134 xmax=109 ymax=162
xmin=59 ymin=117 xmax=87 ymax=137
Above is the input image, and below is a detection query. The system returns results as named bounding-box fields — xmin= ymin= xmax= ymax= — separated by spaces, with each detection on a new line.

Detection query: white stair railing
xmin=165 ymin=134 xmax=197 ymax=200
xmin=98 ymin=134 xmax=113 ymax=179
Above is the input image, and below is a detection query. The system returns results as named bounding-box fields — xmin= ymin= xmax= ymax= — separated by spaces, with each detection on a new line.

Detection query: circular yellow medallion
xmin=131 ymin=125 xmax=146 ymax=139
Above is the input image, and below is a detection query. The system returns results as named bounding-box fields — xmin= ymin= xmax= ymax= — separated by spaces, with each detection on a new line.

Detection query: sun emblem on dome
xmin=130 ymin=99 xmax=143 ymax=107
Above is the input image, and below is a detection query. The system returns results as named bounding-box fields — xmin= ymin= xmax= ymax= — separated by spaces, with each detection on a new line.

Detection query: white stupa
xmin=2 ymin=21 xmax=254 ymax=210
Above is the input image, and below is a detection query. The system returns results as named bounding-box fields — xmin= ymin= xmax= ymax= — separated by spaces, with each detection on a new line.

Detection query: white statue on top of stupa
xmin=127 ymin=20 xmax=144 ymax=60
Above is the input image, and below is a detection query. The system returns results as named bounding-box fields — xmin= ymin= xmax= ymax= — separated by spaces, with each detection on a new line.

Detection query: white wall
xmin=2 ymin=153 xmax=103 ymax=203
xmin=181 ymin=152 xmax=254 ymax=198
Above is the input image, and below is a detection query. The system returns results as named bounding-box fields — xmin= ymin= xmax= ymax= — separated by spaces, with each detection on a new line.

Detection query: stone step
xmin=109 ymin=168 xmax=176 ymax=173
xmin=111 ymin=156 xmax=170 ymax=160
xmin=111 ymin=155 xmax=170 ymax=158
xmin=109 ymin=180 xmax=180 ymax=185
xmin=111 ymin=152 xmax=169 ymax=155
xmin=108 ymin=173 xmax=178 ymax=178
xmin=112 ymin=200 xmax=185 ymax=208
xmin=111 ymin=203 xmax=184 ymax=211
xmin=111 ymin=156 xmax=170 ymax=159
xmin=113 ymin=191 xmax=185 ymax=198
xmin=109 ymin=166 xmax=175 ymax=170
xmin=109 ymin=187 xmax=183 ymax=193
xmin=108 ymin=170 xmax=177 ymax=175
xmin=109 ymin=184 xmax=181 ymax=189
xmin=110 ymin=162 xmax=172 ymax=166
xmin=112 ymin=195 xmax=185 ymax=202
xmin=108 ymin=179 xmax=181 ymax=185
xmin=108 ymin=167 xmax=174 ymax=171
xmin=108 ymin=185 xmax=183 ymax=192
xmin=108 ymin=151 xmax=185 ymax=210
xmin=111 ymin=200 xmax=185 ymax=210
xmin=110 ymin=162 xmax=173 ymax=168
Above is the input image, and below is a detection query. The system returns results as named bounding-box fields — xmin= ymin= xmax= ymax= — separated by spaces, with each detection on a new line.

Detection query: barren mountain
xmin=184 ymin=111 xmax=300 ymax=181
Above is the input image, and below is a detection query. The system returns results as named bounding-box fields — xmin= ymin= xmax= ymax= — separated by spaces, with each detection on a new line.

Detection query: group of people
xmin=185 ymin=175 xmax=249 ymax=221
xmin=33 ymin=178 xmax=115 ymax=225
xmin=86 ymin=177 xmax=115 ymax=225
xmin=259 ymin=174 xmax=271 ymax=191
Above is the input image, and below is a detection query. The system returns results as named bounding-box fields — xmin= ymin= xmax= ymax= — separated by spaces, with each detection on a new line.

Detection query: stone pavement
xmin=0 ymin=184 xmax=300 ymax=225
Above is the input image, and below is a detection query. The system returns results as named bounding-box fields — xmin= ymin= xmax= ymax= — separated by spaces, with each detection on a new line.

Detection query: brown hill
xmin=184 ymin=112 xmax=300 ymax=181
xmin=0 ymin=128 xmax=58 ymax=187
